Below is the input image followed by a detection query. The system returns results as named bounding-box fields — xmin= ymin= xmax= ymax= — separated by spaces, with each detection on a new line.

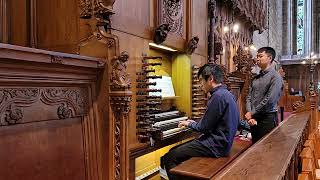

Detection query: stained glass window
xmin=297 ymin=0 xmax=304 ymax=55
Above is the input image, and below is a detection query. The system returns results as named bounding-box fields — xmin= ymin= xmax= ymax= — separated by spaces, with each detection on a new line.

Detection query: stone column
xmin=282 ymin=0 xmax=294 ymax=55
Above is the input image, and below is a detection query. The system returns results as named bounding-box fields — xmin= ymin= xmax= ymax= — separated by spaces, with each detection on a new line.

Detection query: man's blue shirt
xmin=188 ymin=85 xmax=240 ymax=157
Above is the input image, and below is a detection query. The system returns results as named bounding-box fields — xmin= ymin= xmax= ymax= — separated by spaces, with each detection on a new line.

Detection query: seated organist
xmin=161 ymin=63 xmax=240 ymax=180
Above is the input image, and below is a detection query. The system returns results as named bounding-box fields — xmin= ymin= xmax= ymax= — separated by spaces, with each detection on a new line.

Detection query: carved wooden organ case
xmin=0 ymin=43 xmax=103 ymax=180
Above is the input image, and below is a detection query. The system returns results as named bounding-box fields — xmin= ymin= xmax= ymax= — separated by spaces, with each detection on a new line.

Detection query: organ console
xmin=135 ymin=55 xmax=191 ymax=145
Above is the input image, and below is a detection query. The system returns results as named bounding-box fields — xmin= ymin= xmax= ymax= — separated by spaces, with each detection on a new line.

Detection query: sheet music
xmin=149 ymin=76 xmax=175 ymax=97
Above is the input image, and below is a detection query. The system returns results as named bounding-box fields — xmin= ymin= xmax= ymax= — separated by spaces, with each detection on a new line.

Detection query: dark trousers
xmin=161 ymin=140 xmax=214 ymax=180
xmin=251 ymin=112 xmax=278 ymax=143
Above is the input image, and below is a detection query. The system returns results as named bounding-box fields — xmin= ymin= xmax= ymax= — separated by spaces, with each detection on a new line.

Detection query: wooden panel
xmin=0 ymin=44 xmax=105 ymax=180
xmin=114 ymin=0 xmax=150 ymax=26
xmin=0 ymin=0 xmax=9 ymax=43
xmin=0 ymin=118 xmax=85 ymax=180
xmin=8 ymin=0 xmax=29 ymax=46
xmin=172 ymin=54 xmax=191 ymax=116
xmin=112 ymin=0 xmax=151 ymax=39
xmin=191 ymin=53 xmax=207 ymax=66
xmin=36 ymin=0 xmax=79 ymax=53
xmin=191 ymin=0 xmax=207 ymax=57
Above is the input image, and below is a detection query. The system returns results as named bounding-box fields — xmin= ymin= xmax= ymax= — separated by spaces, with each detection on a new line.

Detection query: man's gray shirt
xmin=246 ymin=67 xmax=283 ymax=115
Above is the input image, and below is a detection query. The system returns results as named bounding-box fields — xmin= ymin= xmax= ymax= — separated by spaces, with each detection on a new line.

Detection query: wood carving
xmin=153 ymin=24 xmax=171 ymax=44
xmin=111 ymin=51 xmax=131 ymax=88
xmin=110 ymin=96 xmax=131 ymax=180
xmin=57 ymin=103 xmax=72 ymax=119
xmin=79 ymin=0 xmax=93 ymax=19
xmin=94 ymin=0 xmax=116 ymax=29
xmin=110 ymin=87 xmax=132 ymax=180
xmin=213 ymin=34 xmax=223 ymax=64
xmin=51 ymin=55 xmax=64 ymax=64
xmin=185 ymin=36 xmax=199 ymax=55
xmin=0 ymin=87 xmax=87 ymax=125
xmin=159 ymin=0 xmax=183 ymax=36
xmin=4 ymin=104 xmax=23 ymax=125
xmin=42 ymin=88 xmax=87 ymax=115
xmin=233 ymin=47 xmax=254 ymax=73
xmin=0 ymin=88 xmax=37 ymax=125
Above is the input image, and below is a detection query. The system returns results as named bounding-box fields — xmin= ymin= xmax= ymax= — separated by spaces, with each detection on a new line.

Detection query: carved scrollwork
xmin=185 ymin=36 xmax=199 ymax=55
xmin=79 ymin=0 xmax=93 ymax=19
xmin=160 ymin=0 xmax=183 ymax=36
xmin=57 ymin=103 xmax=72 ymax=119
xmin=107 ymin=39 xmax=115 ymax=48
xmin=0 ymin=88 xmax=87 ymax=125
xmin=110 ymin=94 xmax=131 ymax=180
xmin=110 ymin=51 xmax=131 ymax=89
xmin=94 ymin=0 xmax=116 ymax=29
xmin=153 ymin=24 xmax=171 ymax=45
xmin=3 ymin=104 xmax=23 ymax=125
xmin=42 ymin=88 xmax=87 ymax=115
xmin=114 ymin=119 xmax=121 ymax=180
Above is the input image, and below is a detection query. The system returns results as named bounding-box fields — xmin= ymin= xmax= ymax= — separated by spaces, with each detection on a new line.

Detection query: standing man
xmin=161 ymin=63 xmax=240 ymax=180
xmin=245 ymin=47 xmax=283 ymax=143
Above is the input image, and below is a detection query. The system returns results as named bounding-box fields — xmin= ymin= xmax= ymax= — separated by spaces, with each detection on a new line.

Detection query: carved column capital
xmin=110 ymin=93 xmax=132 ymax=114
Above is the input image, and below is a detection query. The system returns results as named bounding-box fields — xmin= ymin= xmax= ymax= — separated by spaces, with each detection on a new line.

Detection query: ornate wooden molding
xmin=109 ymin=49 xmax=132 ymax=180
xmin=185 ymin=36 xmax=199 ymax=55
xmin=110 ymin=90 xmax=132 ymax=180
xmin=0 ymin=87 xmax=88 ymax=125
xmin=153 ymin=24 xmax=171 ymax=45
xmin=79 ymin=0 xmax=93 ymax=19
xmin=159 ymin=0 xmax=183 ymax=36
xmin=4 ymin=104 xmax=23 ymax=125
xmin=79 ymin=0 xmax=116 ymax=29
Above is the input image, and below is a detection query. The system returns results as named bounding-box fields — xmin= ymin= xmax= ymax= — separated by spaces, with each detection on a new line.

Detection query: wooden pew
xmin=212 ymin=112 xmax=310 ymax=180
xmin=170 ymin=139 xmax=251 ymax=179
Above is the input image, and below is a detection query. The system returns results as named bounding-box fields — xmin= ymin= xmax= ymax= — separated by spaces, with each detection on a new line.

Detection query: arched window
xmin=297 ymin=0 xmax=305 ymax=55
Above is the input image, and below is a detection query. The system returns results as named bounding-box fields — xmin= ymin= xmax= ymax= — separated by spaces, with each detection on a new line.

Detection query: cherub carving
xmin=185 ymin=36 xmax=199 ymax=54
xmin=111 ymin=51 xmax=131 ymax=87
xmin=153 ymin=24 xmax=171 ymax=44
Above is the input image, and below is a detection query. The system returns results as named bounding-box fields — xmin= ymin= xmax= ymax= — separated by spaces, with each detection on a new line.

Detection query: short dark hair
xmin=197 ymin=63 xmax=224 ymax=83
xmin=257 ymin=47 xmax=276 ymax=62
